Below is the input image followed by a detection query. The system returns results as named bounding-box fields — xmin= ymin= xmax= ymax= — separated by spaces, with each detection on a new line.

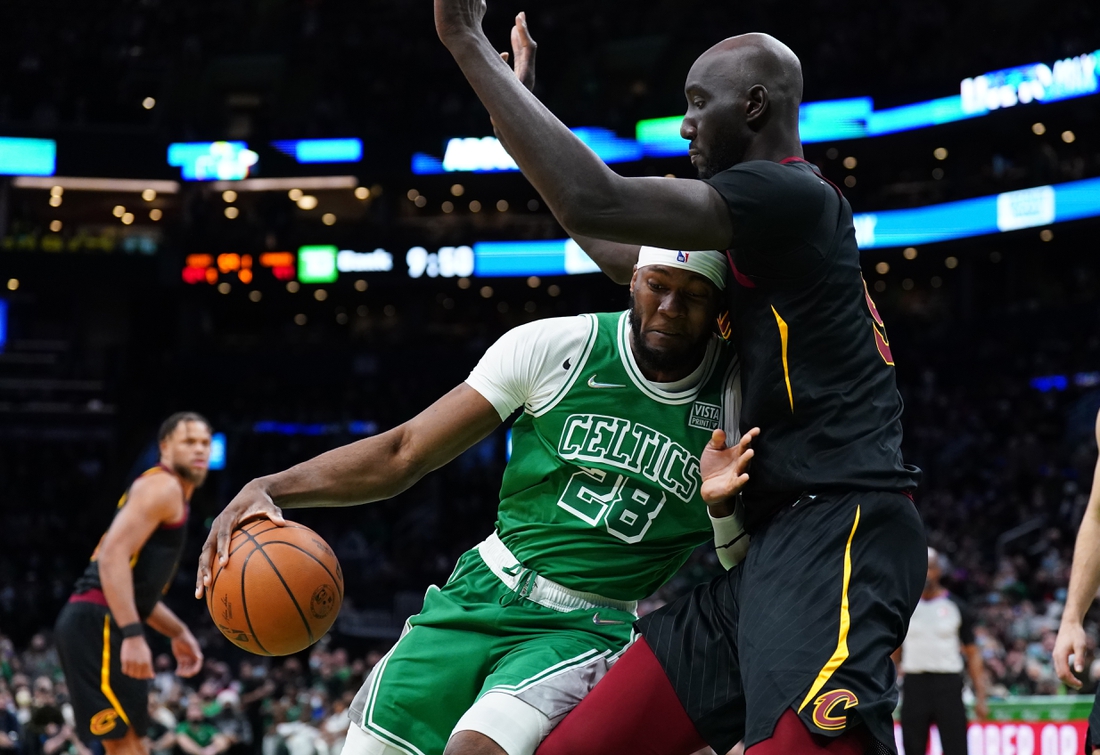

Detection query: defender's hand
xmin=700 ymin=428 xmax=760 ymax=510
xmin=1054 ymin=620 xmax=1087 ymax=688
xmin=195 ymin=481 xmax=285 ymax=599
xmin=120 ymin=635 xmax=154 ymax=680
xmin=171 ymin=629 xmax=204 ymax=678
xmin=500 ymin=12 xmax=536 ymax=91
xmin=434 ymin=0 xmax=487 ymax=46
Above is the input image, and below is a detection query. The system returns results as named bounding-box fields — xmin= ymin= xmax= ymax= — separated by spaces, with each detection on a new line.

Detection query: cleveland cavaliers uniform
xmin=55 ymin=465 xmax=190 ymax=740
xmin=636 ymin=159 xmax=926 ymax=754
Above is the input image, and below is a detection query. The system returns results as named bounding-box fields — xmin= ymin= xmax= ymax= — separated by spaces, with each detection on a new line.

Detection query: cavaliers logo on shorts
xmin=90 ymin=709 xmax=119 ymax=736
xmin=810 ymin=689 xmax=859 ymax=731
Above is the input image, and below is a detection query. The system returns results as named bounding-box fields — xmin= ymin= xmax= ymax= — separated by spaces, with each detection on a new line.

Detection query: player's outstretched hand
xmin=120 ymin=636 xmax=155 ymax=680
xmin=195 ymin=481 xmax=286 ymax=599
xmin=500 ymin=12 xmax=536 ymax=91
xmin=434 ymin=0 xmax=487 ymax=46
xmin=171 ymin=628 xmax=204 ymax=678
xmin=700 ymin=427 xmax=759 ymax=510
xmin=1053 ymin=619 xmax=1087 ymax=688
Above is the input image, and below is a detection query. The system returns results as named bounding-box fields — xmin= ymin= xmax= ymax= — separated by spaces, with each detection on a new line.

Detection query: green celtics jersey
xmin=493 ymin=311 xmax=740 ymax=601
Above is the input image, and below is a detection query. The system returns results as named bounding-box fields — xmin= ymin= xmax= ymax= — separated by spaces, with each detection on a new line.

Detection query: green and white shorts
xmin=346 ymin=532 xmax=638 ymax=755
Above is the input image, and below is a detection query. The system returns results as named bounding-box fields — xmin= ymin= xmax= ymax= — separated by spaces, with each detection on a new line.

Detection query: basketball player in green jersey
xmin=196 ymin=248 xmax=759 ymax=755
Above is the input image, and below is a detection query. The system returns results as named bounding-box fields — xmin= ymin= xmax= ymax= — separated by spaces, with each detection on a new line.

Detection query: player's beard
xmin=696 ymin=140 xmax=741 ymax=180
xmin=172 ymin=461 xmax=208 ymax=488
xmin=628 ymin=294 xmax=710 ymax=376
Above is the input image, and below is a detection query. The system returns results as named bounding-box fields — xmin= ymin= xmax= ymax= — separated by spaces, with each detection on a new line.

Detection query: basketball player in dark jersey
xmin=56 ymin=413 xmax=210 ymax=755
xmin=435 ymin=5 xmax=924 ymax=754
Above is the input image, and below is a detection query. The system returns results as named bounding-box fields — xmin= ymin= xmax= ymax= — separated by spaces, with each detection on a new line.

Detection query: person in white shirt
xmin=893 ymin=548 xmax=987 ymax=755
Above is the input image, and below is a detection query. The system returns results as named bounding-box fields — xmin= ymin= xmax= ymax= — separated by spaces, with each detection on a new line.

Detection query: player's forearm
xmin=1062 ymin=498 xmax=1100 ymax=625
xmin=146 ymin=601 xmax=187 ymax=639
xmin=256 ymin=427 xmax=427 ymax=509
xmin=97 ymin=555 xmax=142 ymax=627
xmin=443 ymin=32 xmax=626 ymax=236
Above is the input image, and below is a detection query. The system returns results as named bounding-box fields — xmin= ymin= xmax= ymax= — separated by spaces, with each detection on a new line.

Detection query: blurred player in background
xmin=55 ymin=413 xmax=209 ymax=755
xmin=197 ymin=250 xmax=757 ymax=755
xmin=1053 ymin=408 xmax=1100 ymax=755
xmin=436 ymin=4 xmax=924 ymax=753
xmin=893 ymin=547 xmax=987 ymax=755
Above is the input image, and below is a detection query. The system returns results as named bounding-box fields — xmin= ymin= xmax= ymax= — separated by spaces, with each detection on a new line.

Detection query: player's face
xmin=161 ymin=420 xmax=212 ymax=487
xmin=629 ymin=265 xmax=721 ymax=376
xmin=681 ymin=54 xmax=749 ymax=179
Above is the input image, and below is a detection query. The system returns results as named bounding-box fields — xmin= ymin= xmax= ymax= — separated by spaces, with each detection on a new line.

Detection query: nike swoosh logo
xmin=592 ymin=612 xmax=626 ymax=625
xmin=587 ymin=375 xmax=626 ymax=389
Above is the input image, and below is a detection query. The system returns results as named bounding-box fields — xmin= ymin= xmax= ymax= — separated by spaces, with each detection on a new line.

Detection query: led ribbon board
xmin=854 ymin=176 xmax=1100 ymax=249
xmin=0 ymin=137 xmax=56 ymax=176
xmin=636 ymin=49 xmax=1100 ymax=155
xmin=271 ymin=139 xmax=363 ymax=164
xmin=412 ymin=127 xmax=643 ymax=174
xmin=209 ymin=432 xmax=226 ymax=470
xmin=167 ymin=141 xmax=259 ymax=181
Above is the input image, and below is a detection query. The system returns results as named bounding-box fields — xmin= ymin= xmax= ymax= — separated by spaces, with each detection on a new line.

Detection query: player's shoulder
xmin=498 ymin=313 xmax=597 ymax=345
xmin=128 ymin=467 xmax=185 ymax=509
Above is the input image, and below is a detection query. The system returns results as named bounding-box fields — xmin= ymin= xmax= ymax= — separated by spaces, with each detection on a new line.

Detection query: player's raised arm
xmin=1055 ymin=408 xmax=1100 ymax=687
xmin=434 ymin=0 xmax=732 ymax=252
xmin=495 ymin=14 xmax=639 ymax=283
xmin=196 ymin=383 xmax=502 ymax=597
xmin=96 ymin=473 xmax=186 ymax=679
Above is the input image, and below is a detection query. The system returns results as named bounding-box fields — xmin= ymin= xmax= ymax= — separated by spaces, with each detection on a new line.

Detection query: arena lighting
xmin=636 ymin=49 xmax=1100 ymax=154
xmin=167 ymin=141 xmax=259 ymax=181
xmin=0 ymin=299 xmax=7 ymax=354
xmin=853 ymin=175 xmax=1100 ymax=248
xmin=411 ymin=127 xmax=643 ymax=174
xmin=209 ymin=432 xmax=226 ymax=471
xmin=183 ymin=252 xmax=291 ymax=284
xmin=12 ymin=177 xmax=180 ymax=193
xmin=0 ymin=137 xmax=56 ymax=176
xmin=207 ymin=176 xmax=358 ymax=192
xmin=271 ymin=138 xmax=363 ymax=164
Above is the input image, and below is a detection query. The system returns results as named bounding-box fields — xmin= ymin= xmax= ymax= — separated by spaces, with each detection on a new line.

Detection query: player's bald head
xmin=695 ymin=33 xmax=803 ymax=118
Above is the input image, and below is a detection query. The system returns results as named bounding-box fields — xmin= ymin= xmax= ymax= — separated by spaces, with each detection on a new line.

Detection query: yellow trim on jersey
xmin=100 ymin=616 xmax=132 ymax=728
xmin=771 ymin=306 xmax=794 ymax=412
xmin=797 ymin=505 xmax=861 ymax=713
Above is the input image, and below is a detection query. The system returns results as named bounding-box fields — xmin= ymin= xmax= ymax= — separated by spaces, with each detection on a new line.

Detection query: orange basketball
xmin=206 ymin=520 xmax=344 ymax=656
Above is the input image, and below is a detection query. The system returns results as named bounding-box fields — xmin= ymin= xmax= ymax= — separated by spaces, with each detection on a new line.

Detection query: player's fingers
xmin=195 ymin=540 xmax=214 ymax=597
xmin=500 ymin=51 xmax=509 ymax=63
xmin=517 ymin=11 xmax=535 ymax=45
xmin=709 ymin=428 xmax=727 ymax=449
xmin=1075 ymin=636 xmax=1088 ymax=673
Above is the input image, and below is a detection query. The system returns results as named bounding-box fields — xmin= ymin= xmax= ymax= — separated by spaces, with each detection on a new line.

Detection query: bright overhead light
xmin=843 ymin=156 xmax=857 ymax=169
xmin=14 ymin=176 xmax=179 ymax=193
xmin=297 ymin=195 xmax=319 ymax=210
xmin=142 ymin=189 xmax=156 ymax=201
xmin=322 ymin=213 xmax=336 ymax=225
xmin=149 ymin=209 xmax=163 ymax=221
xmin=933 ymin=147 xmax=948 ymax=160
xmin=1032 ymin=122 xmax=1046 ymax=135
xmin=112 ymin=205 xmax=126 ymax=218
xmin=222 ymin=190 xmax=238 ymax=203
xmin=121 ymin=212 xmax=135 ymax=225
xmin=1062 ymin=130 xmax=1076 ymax=143
xmin=289 ymin=189 xmax=304 ymax=201
xmin=48 ymin=195 xmax=62 ymax=207
xmin=225 ymin=206 xmax=240 ymax=219
xmin=142 ymin=97 xmax=156 ymax=110
xmin=354 ymin=186 xmax=370 ymax=200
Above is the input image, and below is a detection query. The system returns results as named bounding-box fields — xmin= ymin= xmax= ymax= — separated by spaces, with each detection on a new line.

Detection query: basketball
xmin=206 ymin=520 xmax=344 ymax=656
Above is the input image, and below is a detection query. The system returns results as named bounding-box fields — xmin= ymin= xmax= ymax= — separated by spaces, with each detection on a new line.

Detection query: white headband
xmin=636 ymin=246 xmax=727 ymax=290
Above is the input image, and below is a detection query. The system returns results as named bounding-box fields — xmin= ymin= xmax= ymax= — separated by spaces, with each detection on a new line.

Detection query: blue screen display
xmin=0 ymin=137 xmax=56 ymax=176
xmin=271 ymin=138 xmax=363 ymax=163
xmin=209 ymin=432 xmax=226 ymax=470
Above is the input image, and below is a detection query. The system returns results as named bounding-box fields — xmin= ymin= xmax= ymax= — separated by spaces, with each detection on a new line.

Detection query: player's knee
xmin=102 ymin=729 xmax=146 ymax=755
xmin=445 ymin=731 xmax=509 ymax=755
xmin=450 ymin=693 xmax=550 ymax=755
